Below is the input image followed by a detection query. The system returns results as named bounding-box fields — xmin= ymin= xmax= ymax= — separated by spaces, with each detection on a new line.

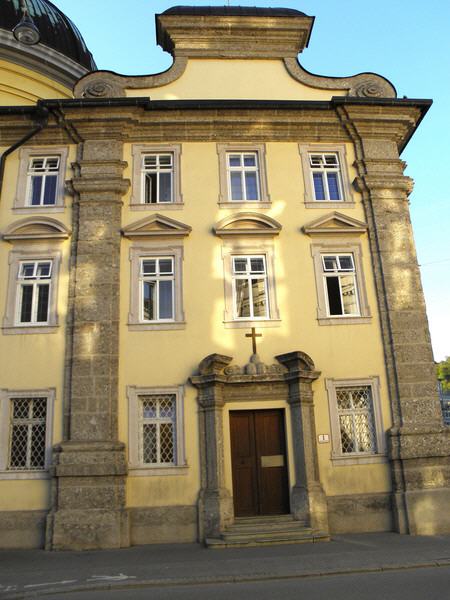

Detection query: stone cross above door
xmin=245 ymin=327 xmax=262 ymax=355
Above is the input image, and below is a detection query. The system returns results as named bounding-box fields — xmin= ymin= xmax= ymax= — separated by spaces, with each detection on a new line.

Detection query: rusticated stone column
xmin=338 ymin=104 xmax=450 ymax=534
xmin=276 ymin=352 xmax=329 ymax=533
xmin=190 ymin=354 xmax=234 ymax=540
xmin=46 ymin=139 xmax=130 ymax=550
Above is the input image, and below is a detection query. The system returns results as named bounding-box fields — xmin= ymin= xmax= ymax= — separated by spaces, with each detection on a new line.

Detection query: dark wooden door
xmin=230 ymin=409 xmax=289 ymax=517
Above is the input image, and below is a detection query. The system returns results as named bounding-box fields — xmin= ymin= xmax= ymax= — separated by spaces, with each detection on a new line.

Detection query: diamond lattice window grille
xmin=139 ymin=394 xmax=176 ymax=465
xmin=8 ymin=397 xmax=47 ymax=470
xmin=336 ymin=386 xmax=376 ymax=454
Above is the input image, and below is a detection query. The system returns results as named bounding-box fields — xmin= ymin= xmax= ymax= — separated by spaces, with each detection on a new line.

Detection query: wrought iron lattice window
xmin=26 ymin=156 xmax=60 ymax=206
xmin=8 ymin=397 xmax=47 ymax=470
xmin=139 ymin=394 xmax=176 ymax=465
xmin=142 ymin=153 xmax=174 ymax=204
xmin=309 ymin=152 xmax=343 ymax=201
xmin=336 ymin=386 xmax=377 ymax=454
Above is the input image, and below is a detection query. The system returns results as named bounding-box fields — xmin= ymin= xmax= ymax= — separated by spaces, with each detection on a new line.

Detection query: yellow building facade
xmin=0 ymin=4 xmax=449 ymax=550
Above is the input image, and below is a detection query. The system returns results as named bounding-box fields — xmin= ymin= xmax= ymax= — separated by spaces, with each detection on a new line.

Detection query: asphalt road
xmin=60 ymin=567 xmax=450 ymax=600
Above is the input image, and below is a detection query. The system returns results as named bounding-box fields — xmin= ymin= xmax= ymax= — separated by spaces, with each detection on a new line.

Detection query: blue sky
xmin=57 ymin=0 xmax=450 ymax=360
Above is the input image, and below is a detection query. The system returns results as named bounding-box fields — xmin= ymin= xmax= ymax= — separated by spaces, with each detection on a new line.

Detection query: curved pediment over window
xmin=302 ymin=212 xmax=367 ymax=236
xmin=2 ymin=217 xmax=71 ymax=241
xmin=122 ymin=214 xmax=192 ymax=239
xmin=214 ymin=212 xmax=282 ymax=238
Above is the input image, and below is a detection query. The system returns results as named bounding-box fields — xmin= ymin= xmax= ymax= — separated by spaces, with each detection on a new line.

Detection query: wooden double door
xmin=230 ymin=409 xmax=290 ymax=517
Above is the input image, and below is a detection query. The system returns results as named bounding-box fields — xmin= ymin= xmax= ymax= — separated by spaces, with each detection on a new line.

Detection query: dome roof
xmin=0 ymin=0 xmax=96 ymax=71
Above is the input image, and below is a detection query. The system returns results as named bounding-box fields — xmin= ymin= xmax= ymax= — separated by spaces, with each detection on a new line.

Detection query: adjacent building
xmin=0 ymin=2 xmax=449 ymax=550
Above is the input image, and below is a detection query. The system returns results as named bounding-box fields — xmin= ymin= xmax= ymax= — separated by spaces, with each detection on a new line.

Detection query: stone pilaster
xmin=276 ymin=352 xmax=329 ymax=533
xmin=46 ymin=139 xmax=131 ymax=550
xmin=338 ymin=105 xmax=450 ymax=534
xmin=191 ymin=354 xmax=234 ymax=540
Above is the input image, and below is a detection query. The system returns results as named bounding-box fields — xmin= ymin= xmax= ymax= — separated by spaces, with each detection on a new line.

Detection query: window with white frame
xmin=232 ymin=255 xmax=269 ymax=319
xmin=26 ymin=156 xmax=60 ymax=206
xmin=140 ymin=257 xmax=174 ymax=322
xmin=142 ymin=153 xmax=173 ymax=204
xmin=325 ymin=378 xmax=385 ymax=463
xmin=0 ymin=389 xmax=54 ymax=477
xmin=322 ymin=254 xmax=359 ymax=317
xmin=309 ymin=153 xmax=343 ymax=201
xmin=16 ymin=260 xmax=53 ymax=325
xmin=127 ymin=386 xmax=186 ymax=473
xmin=227 ymin=152 xmax=260 ymax=201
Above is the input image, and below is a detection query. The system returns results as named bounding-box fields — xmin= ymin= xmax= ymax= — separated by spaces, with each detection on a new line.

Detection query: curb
xmin=2 ymin=559 xmax=450 ymax=599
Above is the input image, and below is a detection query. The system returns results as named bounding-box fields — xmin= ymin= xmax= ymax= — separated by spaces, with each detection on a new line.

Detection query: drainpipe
xmin=0 ymin=107 xmax=49 ymax=202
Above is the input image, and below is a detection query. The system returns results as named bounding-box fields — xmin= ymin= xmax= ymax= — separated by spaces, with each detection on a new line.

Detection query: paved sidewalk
xmin=1 ymin=533 xmax=450 ymax=598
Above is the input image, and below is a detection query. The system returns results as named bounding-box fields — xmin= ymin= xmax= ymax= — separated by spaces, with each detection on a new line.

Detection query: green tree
xmin=437 ymin=357 xmax=450 ymax=393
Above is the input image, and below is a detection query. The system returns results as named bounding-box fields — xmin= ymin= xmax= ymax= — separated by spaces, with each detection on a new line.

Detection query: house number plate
xmin=261 ymin=455 xmax=284 ymax=468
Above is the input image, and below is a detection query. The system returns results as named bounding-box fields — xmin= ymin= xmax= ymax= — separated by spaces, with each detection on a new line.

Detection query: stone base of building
xmin=328 ymin=493 xmax=393 ymax=533
xmin=396 ymin=488 xmax=450 ymax=535
xmin=129 ymin=506 xmax=198 ymax=545
xmin=0 ymin=510 xmax=47 ymax=549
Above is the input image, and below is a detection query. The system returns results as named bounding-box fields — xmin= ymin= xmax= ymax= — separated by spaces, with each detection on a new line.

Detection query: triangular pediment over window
xmin=122 ymin=214 xmax=192 ymax=238
xmin=2 ymin=217 xmax=71 ymax=241
xmin=302 ymin=212 xmax=367 ymax=236
xmin=214 ymin=212 xmax=282 ymax=237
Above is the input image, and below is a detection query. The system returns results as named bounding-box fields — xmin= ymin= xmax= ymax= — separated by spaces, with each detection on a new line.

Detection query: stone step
xmin=225 ymin=521 xmax=309 ymax=535
xmin=233 ymin=514 xmax=296 ymax=525
xmin=206 ymin=530 xmax=329 ymax=549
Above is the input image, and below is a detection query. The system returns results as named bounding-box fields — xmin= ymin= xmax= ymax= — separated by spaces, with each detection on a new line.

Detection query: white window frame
xmin=130 ymin=144 xmax=182 ymax=209
xmin=14 ymin=147 xmax=68 ymax=212
xmin=3 ymin=247 xmax=62 ymax=334
xmin=0 ymin=388 xmax=55 ymax=479
xmin=321 ymin=253 xmax=360 ymax=318
xmin=15 ymin=260 xmax=53 ymax=326
xmin=310 ymin=242 xmax=371 ymax=325
xmin=325 ymin=377 xmax=386 ymax=465
xmin=128 ymin=244 xmax=185 ymax=330
xmin=139 ymin=256 xmax=175 ymax=323
xmin=221 ymin=241 xmax=280 ymax=328
xmin=299 ymin=145 xmax=354 ymax=208
xmin=217 ymin=144 xmax=270 ymax=207
xmin=127 ymin=385 xmax=187 ymax=476
xmin=231 ymin=255 xmax=269 ymax=320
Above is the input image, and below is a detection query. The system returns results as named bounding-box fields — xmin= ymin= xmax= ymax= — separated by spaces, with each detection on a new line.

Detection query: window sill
xmin=223 ymin=319 xmax=281 ymax=329
xmin=317 ymin=316 xmax=371 ymax=326
xmin=305 ymin=201 xmax=355 ymax=209
xmin=0 ymin=470 xmax=50 ymax=480
xmin=2 ymin=325 xmax=59 ymax=335
xmin=129 ymin=202 xmax=184 ymax=211
xmin=128 ymin=321 xmax=186 ymax=331
xmin=12 ymin=206 xmax=65 ymax=213
xmin=219 ymin=201 xmax=271 ymax=209
xmin=330 ymin=453 xmax=387 ymax=466
xmin=128 ymin=465 xmax=188 ymax=477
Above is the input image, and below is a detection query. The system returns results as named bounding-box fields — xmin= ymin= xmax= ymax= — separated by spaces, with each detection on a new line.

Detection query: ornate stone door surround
xmin=190 ymin=351 xmax=329 ymax=541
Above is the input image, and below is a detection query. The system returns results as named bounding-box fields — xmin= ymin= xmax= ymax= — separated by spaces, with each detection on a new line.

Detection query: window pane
xmin=309 ymin=154 xmax=322 ymax=167
xmin=324 ymin=154 xmax=338 ymax=167
xmin=159 ymin=280 xmax=173 ymax=319
xmin=339 ymin=415 xmax=355 ymax=453
xmin=159 ymin=422 xmax=175 ymax=463
xmin=340 ymin=275 xmax=358 ymax=315
xmin=142 ymin=397 xmax=157 ymax=418
xmin=354 ymin=414 xmax=375 ymax=452
xmin=20 ymin=285 xmax=33 ymax=322
xmin=142 ymin=260 xmax=156 ymax=275
xmin=244 ymin=172 xmax=259 ymax=200
xmin=235 ymin=279 xmax=250 ymax=318
xmin=338 ymin=255 xmax=354 ymax=271
xmin=327 ymin=172 xmax=341 ymax=200
xmin=159 ymin=396 xmax=175 ymax=418
xmin=143 ymin=281 xmax=155 ymax=320
xmin=30 ymin=176 xmax=43 ymax=205
xmin=243 ymin=154 xmax=256 ymax=167
xmin=230 ymin=172 xmax=242 ymax=200
xmin=43 ymin=175 xmax=57 ymax=205
xmin=9 ymin=425 xmax=28 ymax=468
xmin=251 ymin=278 xmax=267 ymax=317
xmin=36 ymin=285 xmax=49 ymax=322
xmin=323 ymin=256 xmax=338 ymax=271
xmin=159 ymin=154 xmax=172 ymax=167
xmin=250 ymin=258 xmax=265 ymax=273
xmin=30 ymin=424 xmax=46 ymax=468
xmin=313 ymin=173 xmax=326 ymax=200
xmin=143 ymin=423 xmax=157 ymax=463
xmin=326 ymin=276 xmax=343 ymax=315
xmin=233 ymin=258 xmax=247 ymax=273
xmin=158 ymin=259 xmax=173 ymax=274
xmin=144 ymin=172 xmax=157 ymax=203
xmin=159 ymin=172 xmax=172 ymax=202
xmin=21 ymin=263 xmax=35 ymax=278
xmin=144 ymin=155 xmax=157 ymax=168
xmin=37 ymin=262 xmax=51 ymax=278
xmin=228 ymin=155 xmax=241 ymax=167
